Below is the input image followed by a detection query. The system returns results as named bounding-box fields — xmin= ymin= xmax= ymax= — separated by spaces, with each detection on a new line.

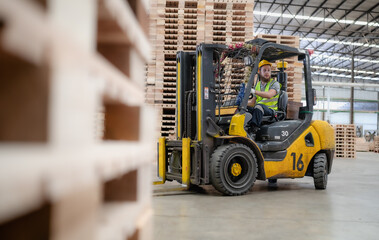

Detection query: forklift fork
xmin=153 ymin=137 xmax=191 ymax=189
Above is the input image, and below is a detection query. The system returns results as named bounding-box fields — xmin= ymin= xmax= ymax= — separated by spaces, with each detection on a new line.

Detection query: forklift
xmin=154 ymin=38 xmax=335 ymax=196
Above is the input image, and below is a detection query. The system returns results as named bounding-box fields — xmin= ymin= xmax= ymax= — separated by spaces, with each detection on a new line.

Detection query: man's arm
xmin=255 ymin=89 xmax=277 ymax=99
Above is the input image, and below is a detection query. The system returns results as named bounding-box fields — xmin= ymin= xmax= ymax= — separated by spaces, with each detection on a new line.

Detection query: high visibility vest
xmin=255 ymin=78 xmax=279 ymax=110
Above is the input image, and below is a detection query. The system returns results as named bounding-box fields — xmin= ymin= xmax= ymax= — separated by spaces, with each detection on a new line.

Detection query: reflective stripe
xmin=255 ymin=78 xmax=279 ymax=110
xmin=265 ymin=104 xmax=278 ymax=108
xmin=259 ymin=97 xmax=279 ymax=103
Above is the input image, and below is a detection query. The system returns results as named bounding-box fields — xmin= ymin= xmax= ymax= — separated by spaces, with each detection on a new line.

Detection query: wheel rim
xmin=223 ymin=152 xmax=252 ymax=189
xmin=231 ymin=163 xmax=242 ymax=176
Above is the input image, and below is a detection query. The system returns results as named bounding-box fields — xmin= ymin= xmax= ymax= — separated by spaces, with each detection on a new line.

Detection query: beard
xmin=261 ymin=75 xmax=270 ymax=82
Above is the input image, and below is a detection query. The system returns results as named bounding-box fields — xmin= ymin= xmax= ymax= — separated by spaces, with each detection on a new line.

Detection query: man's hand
xmin=251 ymin=89 xmax=256 ymax=94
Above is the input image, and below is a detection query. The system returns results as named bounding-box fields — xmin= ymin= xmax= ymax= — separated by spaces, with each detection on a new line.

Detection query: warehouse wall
xmin=309 ymin=85 xmax=379 ymax=134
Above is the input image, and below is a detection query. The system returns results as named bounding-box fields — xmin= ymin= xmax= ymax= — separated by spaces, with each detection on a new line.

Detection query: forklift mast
xmin=175 ymin=44 xmax=227 ymax=184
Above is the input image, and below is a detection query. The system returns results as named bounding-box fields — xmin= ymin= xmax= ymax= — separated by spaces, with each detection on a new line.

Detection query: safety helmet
xmin=258 ymin=60 xmax=272 ymax=68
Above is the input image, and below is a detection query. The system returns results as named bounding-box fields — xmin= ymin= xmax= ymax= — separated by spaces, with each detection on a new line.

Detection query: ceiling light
xmin=312 ymin=65 xmax=378 ymax=75
xmin=254 ymin=11 xmax=378 ymax=27
xmin=301 ymin=37 xmax=379 ymax=49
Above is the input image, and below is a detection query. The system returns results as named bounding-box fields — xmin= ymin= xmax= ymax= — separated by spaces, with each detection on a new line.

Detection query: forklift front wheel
xmin=210 ymin=143 xmax=258 ymax=196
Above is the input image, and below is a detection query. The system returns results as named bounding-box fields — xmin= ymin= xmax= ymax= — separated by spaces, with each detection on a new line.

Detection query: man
xmin=247 ymin=60 xmax=280 ymax=133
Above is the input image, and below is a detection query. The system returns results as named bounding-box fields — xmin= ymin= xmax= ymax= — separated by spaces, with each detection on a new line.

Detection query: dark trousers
xmin=247 ymin=104 xmax=275 ymax=127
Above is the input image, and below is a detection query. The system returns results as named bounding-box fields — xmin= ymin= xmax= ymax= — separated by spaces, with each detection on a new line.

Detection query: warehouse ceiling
xmin=253 ymin=0 xmax=379 ymax=85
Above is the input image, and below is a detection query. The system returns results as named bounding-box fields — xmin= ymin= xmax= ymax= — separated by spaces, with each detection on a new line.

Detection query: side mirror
xmin=312 ymin=88 xmax=317 ymax=106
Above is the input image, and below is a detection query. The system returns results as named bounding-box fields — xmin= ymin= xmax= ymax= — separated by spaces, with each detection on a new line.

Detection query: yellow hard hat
xmin=258 ymin=60 xmax=272 ymax=68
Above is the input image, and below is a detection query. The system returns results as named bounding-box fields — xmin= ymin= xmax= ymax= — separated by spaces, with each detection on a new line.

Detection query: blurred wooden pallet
xmin=0 ymin=0 xmax=154 ymax=239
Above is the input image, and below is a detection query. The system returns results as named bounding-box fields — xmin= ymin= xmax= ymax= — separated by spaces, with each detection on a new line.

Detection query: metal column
xmin=350 ymin=53 xmax=354 ymax=124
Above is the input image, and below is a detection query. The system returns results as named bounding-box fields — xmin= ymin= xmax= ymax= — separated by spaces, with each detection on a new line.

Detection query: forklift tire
xmin=313 ymin=153 xmax=328 ymax=190
xmin=210 ymin=143 xmax=258 ymax=196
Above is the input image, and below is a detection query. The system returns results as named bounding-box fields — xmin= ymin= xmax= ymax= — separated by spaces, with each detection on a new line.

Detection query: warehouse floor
xmin=152 ymin=152 xmax=379 ymax=240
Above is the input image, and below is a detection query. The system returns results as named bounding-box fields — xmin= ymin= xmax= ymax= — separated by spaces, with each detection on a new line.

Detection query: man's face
xmin=259 ymin=65 xmax=271 ymax=82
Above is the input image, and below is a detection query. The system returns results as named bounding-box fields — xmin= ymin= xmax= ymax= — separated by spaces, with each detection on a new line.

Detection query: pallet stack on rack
xmin=147 ymin=0 xmax=254 ymax=138
xmin=255 ymin=34 xmax=302 ymax=103
xmin=0 ymin=0 xmax=154 ymax=239
xmin=205 ymin=0 xmax=254 ymax=44
xmin=333 ymin=124 xmax=356 ymax=158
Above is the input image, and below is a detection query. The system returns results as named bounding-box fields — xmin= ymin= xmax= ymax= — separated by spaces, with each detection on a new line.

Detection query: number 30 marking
xmin=291 ymin=153 xmax=304 ymax=171
xmin=281 ymin=131 xmax=289 ymax=137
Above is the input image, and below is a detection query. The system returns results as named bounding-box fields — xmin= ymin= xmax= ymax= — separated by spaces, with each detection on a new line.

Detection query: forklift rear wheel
xmin=210 ymin=143 xmax=257 ymax=196
xmin=313 ymin=153 xmax=328 ymax=189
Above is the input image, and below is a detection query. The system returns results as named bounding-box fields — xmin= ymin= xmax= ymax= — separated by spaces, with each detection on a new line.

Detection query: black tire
xmin=210 ymin=143 xmax=258 ymax=196
xmin=313 ymin=153 xmax=328 ymax=190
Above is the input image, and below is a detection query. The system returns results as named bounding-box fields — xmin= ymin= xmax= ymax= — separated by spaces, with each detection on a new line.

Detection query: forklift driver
xmin=247 ymin=60 xmax=280 ymax=133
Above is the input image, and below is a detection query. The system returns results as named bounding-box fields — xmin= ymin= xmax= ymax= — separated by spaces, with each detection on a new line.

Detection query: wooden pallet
xmin=256 ymin=34 xmax=300 ymax=47
xmin=0 ymin=0 xmax=154 ymax=239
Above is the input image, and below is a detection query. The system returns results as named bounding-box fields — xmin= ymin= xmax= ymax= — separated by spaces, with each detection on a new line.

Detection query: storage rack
xmin=0 ymin=0 xmax=154 ymax=239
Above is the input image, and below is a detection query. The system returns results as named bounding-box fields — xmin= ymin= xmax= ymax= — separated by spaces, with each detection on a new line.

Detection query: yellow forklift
xmin=155 ymin=38 xmax=335 ymax=196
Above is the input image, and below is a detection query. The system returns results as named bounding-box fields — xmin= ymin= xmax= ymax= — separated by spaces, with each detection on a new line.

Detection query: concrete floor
xmin=152 ymin=152 xmax=379 ymax=240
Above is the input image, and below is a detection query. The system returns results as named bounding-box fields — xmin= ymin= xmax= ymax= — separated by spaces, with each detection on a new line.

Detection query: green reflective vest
xmin=255 ymin=78 xmax=279 ymax=110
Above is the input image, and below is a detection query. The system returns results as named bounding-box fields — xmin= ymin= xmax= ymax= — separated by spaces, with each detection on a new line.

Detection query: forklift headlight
xmin=244 ymin=56 xmax=253 ymax=66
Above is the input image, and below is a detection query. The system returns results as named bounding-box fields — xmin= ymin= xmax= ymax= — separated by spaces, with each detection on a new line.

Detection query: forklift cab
xmin=252 ymin=61 xmax=289 ymax=123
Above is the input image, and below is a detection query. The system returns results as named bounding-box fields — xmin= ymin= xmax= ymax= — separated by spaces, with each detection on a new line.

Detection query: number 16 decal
xmin=291 ymin=153 xmax=304 ymax=171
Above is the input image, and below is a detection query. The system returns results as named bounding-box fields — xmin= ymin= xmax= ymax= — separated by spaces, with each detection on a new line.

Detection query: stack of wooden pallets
xmin=147 ymin=0 xmax=254 ymax=138
xmin=356 ymin=137 xmax=370 ymax=152
xmin=0 ymin=0 xmax=154 ymax=239
xmin=205 ymin=0 xmax=254 ymax=44
xmin=333 ymin=124 xmax=356 ymax=158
